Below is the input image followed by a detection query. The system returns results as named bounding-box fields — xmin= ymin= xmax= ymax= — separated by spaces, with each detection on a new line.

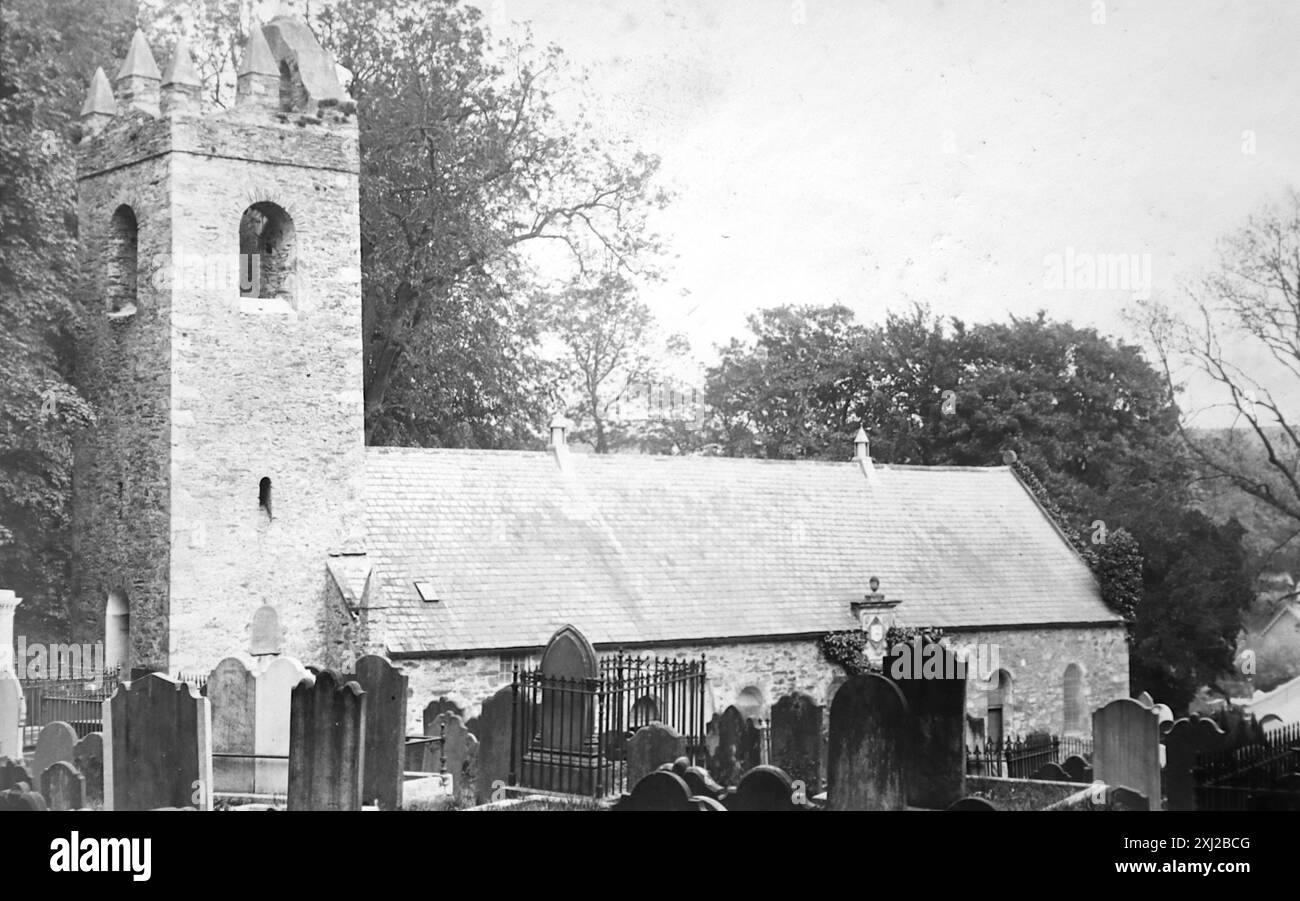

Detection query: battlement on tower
xmin=76 ymin=13 xmax=357 ymax=178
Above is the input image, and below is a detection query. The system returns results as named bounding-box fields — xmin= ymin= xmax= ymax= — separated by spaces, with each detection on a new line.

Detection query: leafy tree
xmin=546 ymin=271 xmax=677 ymax=454
xmin=1 ymin=0 xmax=129 ymax=631
xmin=315 ymin=0 xmax=668 ymax=446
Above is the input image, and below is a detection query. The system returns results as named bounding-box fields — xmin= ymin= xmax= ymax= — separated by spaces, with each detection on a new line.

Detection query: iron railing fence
xmin=965 ymin=734 xmax=1093 ymax=778
xmin=510 ymin=652 xmax=707 ymax=798
xmin=1193 ymin=720 xmax=1300 ymax=811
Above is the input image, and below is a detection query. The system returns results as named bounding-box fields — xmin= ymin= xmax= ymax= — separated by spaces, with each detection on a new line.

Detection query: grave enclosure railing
xmin=21 ymin=668 xmax=122 ymax=743
xmin=509 ymin=652 xmax=708 ymax=798
xmin=964 ymin=735 xmax=1093 ymax=778
xmin=1192 ymin=720 xmax=1300 ymax=811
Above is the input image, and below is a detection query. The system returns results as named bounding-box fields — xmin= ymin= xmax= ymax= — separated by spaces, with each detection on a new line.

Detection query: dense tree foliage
xmin=0 ymin=0 xmax=129 ymax=632
xmin=705 ymin=303 xmax=1253 ymax=710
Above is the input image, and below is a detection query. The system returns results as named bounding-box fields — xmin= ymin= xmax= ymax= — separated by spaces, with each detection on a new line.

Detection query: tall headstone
xmin=627 ymin=722 xmax=686 ymax=788
xmin=248 ymin=604 xmax=285 ymax=656
xmin=41 ymin=760 xmax=86 ymax=811
xmin=254 ymin=655 xmax=308 ymax=795
xmin=74 ymin=732 xmax=104 ymax=807
xmin=288 ymin=670 xmax=365 ymax=811
xmin=1164 ymin=717 xmax=1229 ymax=811
xmin=208 ymin=657 xmax=256 ymax=794
xmin=886 ymin=640 xmax=967 ymax=809
xmin=770 ymin=692 xmax=823 ymax=795
xmin=826 ymin=673 xmax=909 ymax=811
xmin=0 ymin=590 xmax=22 ymax=759
xmin=466 ymin=684 xmax=514 ymax=805
xmin=427 ymin=712 xmax=479 ymax=805
xmin=708 ymin=706 xmax=762 ymax=788
xmin=350 ymin=655 xmax=408 ymax=810
xmin=538 ymin=625 xmax=598 ymax=750
xmin=102 ymin=673 xmax=214 ymax=811
xmin=32 ymin=721 xmax=79 ymax=781
xmin=1093 ymin=698 xmax=1161 ymax=811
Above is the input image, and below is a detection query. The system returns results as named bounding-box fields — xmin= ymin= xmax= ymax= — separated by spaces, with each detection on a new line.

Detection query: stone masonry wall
xmin=394 ymin=623 xmax=1130 ymax=735
xmin=72 ymin=98 xmax=365 ymax=675
xmin=72 ymin=111 xmax=174 ymax=669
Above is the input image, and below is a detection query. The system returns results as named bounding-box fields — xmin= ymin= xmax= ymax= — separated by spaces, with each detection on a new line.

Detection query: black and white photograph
xmin=0 ymin=0 xmax=1295 ymax=880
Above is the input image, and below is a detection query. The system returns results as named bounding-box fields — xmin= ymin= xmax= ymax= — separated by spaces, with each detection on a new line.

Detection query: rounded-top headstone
xmin=249 ymin=605 xmax=285 ymax=656
xmin=729 ymin=764 xmax=797 ymax=811
xmin=32 ymin=721 xmax=78 ymax=780
xmin=623 ymin=770 xmax=695 ymax=811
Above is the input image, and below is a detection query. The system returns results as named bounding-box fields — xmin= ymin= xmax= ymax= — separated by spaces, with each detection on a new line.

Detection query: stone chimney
xmin=854 ymin=426 xmax=879 ymax=483
xmin=236 ymin=26 xmax=281 ymax=110
xmin=549 ymin=414 xmax=573 ymax=469
xmin=80 ymin=67 xmax=116 ymax=137
xmin=161 ymin=39 xmax=202 ymax=114
xmin=114 ymin=29 xmax=161 ymax=116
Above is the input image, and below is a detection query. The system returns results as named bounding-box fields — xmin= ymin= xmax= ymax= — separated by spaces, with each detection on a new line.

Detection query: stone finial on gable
xmin=80 ymin=67 xmax=117 ymax=137
xmin=236 ymin=26 xmax=281 ymax=110
xmin=114 ymin=29 xmax=161 ymax=117
xmin=161 ymin=39 xmax=202 ymax=114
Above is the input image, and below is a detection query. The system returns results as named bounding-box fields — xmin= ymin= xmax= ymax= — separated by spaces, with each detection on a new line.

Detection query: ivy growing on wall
xmin=818 ymin=625 xmax=946 ymax=676
xmin=1011 ymin=459 xmax=1142 ymax=625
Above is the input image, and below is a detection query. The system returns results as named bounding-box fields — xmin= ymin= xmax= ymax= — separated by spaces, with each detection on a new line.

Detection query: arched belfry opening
xmin=239 ymin=202 xmax=296 ymax=300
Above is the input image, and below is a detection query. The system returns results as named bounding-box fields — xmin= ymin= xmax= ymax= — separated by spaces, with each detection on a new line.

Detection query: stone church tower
xmin=71 ymin=11 xmax=368 ymax=676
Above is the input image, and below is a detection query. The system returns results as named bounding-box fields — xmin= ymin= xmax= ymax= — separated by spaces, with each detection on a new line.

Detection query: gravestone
xmin=1093 ymin=698 xmax=1161 ymax=811
xmin=426 ymin=712 xmax=479 ymax=805
xmin=254 ymin=655 xmax=309 ymax=796
xmin=1107 ymin=785 xmax=1149 ymax=811
xmin=248 ymin=604 xmax=285 ymax=656
xmin=0 ymin=676 xmax=20 ymax=759
xmin=1163 ymin=717 xmax=1229 ymax=811
xmin=886 ymin=640 xmax=967 ymax=808
xmin=1135 ymin=691 xmax=1154 ymax=708
xmin=728 ymin=765 xmax=799 ymax=811
xmin=350 ymin=655 xmax=408 ymax=811
xmin=681 ymin=764 xmax=724 ymax=800
xmin=538 ymin=625 xmax=598 ymax=750
xmin=1062 ymin=755 xmax=1091 ymax=783
xmin=74 ymin=733 xmax=104 ymax=807
xmin=694 ymin=795 xmax=728 ymax=810
xmin=41 ymin=760 xmax=86 ymax=811
xmin=102 ymin=673 xmax=213 ymax=811
xmin=627 ymin=722 xmax=686 ymax=787
xmin=0 ymin=756 xmax=32 ymax=792
xmin=707 ymin=706 xmax=762 ymax=788
xmin=616 ymin=770 xmax=695 ymax=811
xmin=1031 ymin=762 xmax=1070 ymax=781
xmin=826 ymin=673 xmax=909 ymax=811
xmin=0 ymin=784 xmax=46 ymax=810
xmin=288 ymin=670 xmax=366 ymax=811
xmin=466 ymin=684 xmax=514 ymax=805
xmin=208 ymin=657 xmax=256 ymax=794
xmin=32 ymin=721 xmax=79 ymax=780
xmin=948 ymin=796 xmax=998 ymax=810
xmin=770 ymin=692 xmax=823 ymax=795
xmin=423 ymin=697 xmax=465 ymax=733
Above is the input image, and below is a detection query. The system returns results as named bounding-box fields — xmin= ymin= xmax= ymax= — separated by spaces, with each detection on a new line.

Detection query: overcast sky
xmin=483 ymin=0 xmax=1300 ymax=422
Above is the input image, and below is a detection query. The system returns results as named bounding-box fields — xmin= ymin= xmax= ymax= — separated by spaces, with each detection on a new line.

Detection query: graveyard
xmin=4 ymin=622 xmax=1296 ymax=812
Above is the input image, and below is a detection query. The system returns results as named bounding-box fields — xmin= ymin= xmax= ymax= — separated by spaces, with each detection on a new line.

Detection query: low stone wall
xmin=965 ymin=775 xmax=1081 ymax=811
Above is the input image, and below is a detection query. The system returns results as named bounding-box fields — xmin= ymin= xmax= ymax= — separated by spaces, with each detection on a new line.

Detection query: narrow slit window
xmin=108 ymin=205 xmax=138 ymax=314
xmin=258 ymin=477 xmax=272 ymax=518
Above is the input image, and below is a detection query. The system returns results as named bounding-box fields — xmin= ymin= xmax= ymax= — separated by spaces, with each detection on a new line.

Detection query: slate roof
xmin=364 ymin=447 xmax=1119 ymax=655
